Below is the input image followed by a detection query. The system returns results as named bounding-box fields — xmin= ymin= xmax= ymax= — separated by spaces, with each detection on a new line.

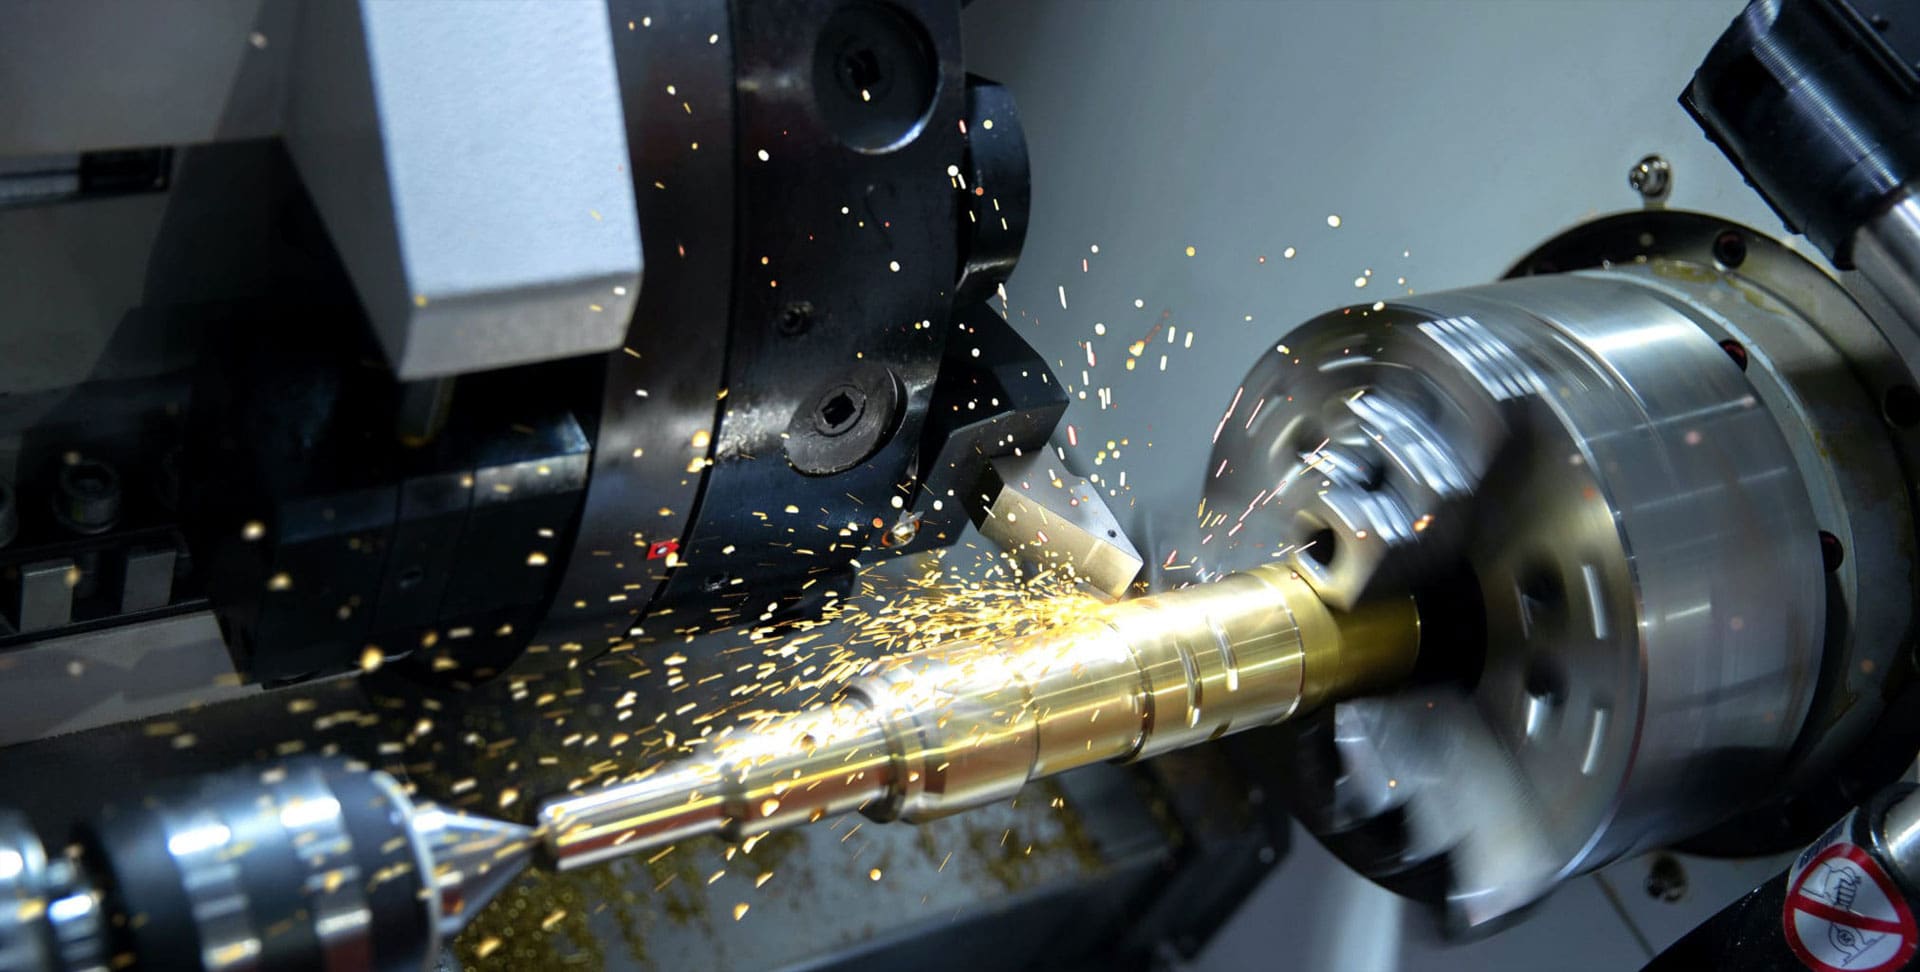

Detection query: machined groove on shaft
xmin=538 ymin=566 xmax=1417 ymax=871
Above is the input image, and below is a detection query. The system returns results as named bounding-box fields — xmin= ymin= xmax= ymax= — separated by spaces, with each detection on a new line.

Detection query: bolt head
xmin=1629 ymin=154 xmax=1671 ymax=199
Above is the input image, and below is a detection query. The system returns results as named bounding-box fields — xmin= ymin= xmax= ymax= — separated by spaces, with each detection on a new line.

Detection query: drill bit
xmin=536 ymin=565 xmax=1418 ymax=871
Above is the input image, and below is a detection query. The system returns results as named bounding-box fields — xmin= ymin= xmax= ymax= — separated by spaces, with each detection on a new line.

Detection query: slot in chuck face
xmin=538 ymin=567 xmax=1419 ymax=872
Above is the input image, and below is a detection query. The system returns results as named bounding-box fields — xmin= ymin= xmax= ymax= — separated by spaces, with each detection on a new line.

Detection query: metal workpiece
xmin=1210 ymin=213 xmax=1919 ymax=929
xmin=538 ymin=701 xmax=896 ymax=871
xmin=976 ymin=452 xmax=1144 ymax=598
xmin=539 ymin=566 xmax=1417 ymax=871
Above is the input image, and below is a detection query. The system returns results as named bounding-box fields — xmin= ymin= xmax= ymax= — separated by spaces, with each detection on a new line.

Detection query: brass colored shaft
xmin=538 ymin=566 xmax=1418 ymax=870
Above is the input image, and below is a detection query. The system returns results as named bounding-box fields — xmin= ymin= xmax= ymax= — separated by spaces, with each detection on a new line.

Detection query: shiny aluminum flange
xmin=1205 ymin=247 xmax=1853 ymax=929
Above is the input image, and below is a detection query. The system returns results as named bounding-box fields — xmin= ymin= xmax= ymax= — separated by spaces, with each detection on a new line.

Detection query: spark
xmin=1213 ymin=386 xmax=1244 ymax=443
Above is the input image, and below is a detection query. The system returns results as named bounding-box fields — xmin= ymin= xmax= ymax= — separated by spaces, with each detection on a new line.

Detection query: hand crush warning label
xmin=1783 ymin=823 xmax=1916 ymax=972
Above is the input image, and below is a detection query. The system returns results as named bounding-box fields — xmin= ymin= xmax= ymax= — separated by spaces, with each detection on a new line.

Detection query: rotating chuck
xmin=1207 ymin=212 xmax=1920 ymax=930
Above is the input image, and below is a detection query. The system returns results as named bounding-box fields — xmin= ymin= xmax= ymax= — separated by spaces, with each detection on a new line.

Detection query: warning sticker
xmin=1783 ymin=835 xmax=1917 ymax=972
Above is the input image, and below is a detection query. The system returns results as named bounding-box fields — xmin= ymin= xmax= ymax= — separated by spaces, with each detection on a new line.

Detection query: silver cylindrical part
xmin=1881 ymin=787 xmax=1920 ymax=888
xmin=1852 ymin=188 xmax=1920 ymax=359
xmin=538 ymin=566 xmax=1419 ymax=871
xmin=537 ymin=701 xmax=899 ymax=871
xmin=0 ymin=762 xmax=531 ymax=972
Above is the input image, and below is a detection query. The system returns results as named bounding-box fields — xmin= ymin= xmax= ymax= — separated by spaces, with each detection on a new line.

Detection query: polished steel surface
xmin=1208 ymin=269 xmax=1829 ymax=928
xmin=538 ymin=565 xmax=1417 ymax=870
xmin=157 ymin=799 xmax=267 ymax=970
xmin=394 ymin=781 xmax=536 ymax=939
xmin=1504 ymin=213 xmax=1920 ymax=859
xmin=147 ymin=764 xmax=529 ymax=971
xmin=271 ymin=768 xmax=377 ymax=971
xmin=538 ymin=700 xmax=894 ymax=872
xmin=1852 ymin=189 xmax=1920 ymax=362
xmin=1882 ymin=788 xmax=1920 ymax=887
xmin=156 ymin=763 xmax=384 ymax=971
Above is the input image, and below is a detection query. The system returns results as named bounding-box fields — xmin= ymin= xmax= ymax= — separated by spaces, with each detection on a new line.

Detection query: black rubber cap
xmin=1682 ymin=0 xmax=1920 ymax=266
